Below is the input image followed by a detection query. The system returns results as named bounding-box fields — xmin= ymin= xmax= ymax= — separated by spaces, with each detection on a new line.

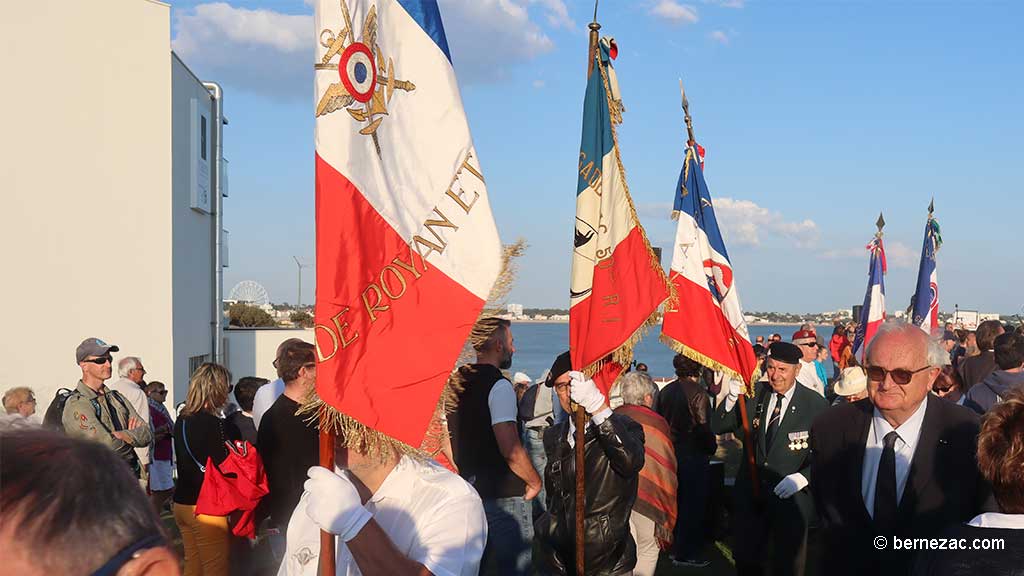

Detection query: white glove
xmin=304 ymin=466 xmax=372 ymax=542
xmin=724 ymin=380 xmax=743 ymax=411
xmin=568 ymin=371 xmax=606 ymax=414
xmin=773 ymin=472 xmax=808 ymax=499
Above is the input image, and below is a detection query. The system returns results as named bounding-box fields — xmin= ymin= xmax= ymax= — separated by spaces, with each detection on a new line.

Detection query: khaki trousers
xmin=173 ymin=503 xmax=230 ymax=576
xmin=629 ymin=511 xmax=660 ymax=576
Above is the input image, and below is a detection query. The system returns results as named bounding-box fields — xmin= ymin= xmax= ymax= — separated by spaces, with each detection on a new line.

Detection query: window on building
xmin=200 ymin=115 xmax=208 ymax=161
xmin=188 ymin=354 xmax=210 ymax=377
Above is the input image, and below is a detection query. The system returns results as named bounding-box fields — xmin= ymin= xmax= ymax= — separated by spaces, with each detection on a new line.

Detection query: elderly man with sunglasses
xmin=810 ymin=321 xmax=994 ymax=576
xmin=62 ymin=337 xmax=152 ymax=477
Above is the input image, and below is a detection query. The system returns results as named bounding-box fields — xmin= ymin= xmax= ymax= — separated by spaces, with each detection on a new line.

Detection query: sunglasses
xmin=84 ymin=355 xmax=113 ymax=365
xmin=153 ymin=390 xmax=167 ymax=395
xmin=866 ymin=365 xmax=931 ymax=385
xmin=932 ymin=384 xmax=954 ymax=393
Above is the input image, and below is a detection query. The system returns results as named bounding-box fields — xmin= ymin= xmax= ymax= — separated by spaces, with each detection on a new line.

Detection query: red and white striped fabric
xmin=313 ymin=0 xmax=500 ymax=448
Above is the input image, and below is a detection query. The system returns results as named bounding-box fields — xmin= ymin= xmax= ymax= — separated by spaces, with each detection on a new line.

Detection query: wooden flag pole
xmin=574 ymin=7 xmax=601 ymax=574
xmin=318 ymin=426 xmax=336 ymax=576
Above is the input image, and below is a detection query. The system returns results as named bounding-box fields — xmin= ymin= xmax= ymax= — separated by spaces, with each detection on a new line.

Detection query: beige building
xmin=0 ymin=0 xmax=227 ymax=410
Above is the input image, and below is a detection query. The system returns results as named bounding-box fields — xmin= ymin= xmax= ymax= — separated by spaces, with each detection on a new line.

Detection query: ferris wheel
xmin=228 ymin=280 xmax=270 ymax=306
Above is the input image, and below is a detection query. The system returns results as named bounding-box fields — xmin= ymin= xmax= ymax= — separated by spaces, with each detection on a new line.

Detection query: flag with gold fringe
xmin=570 ymin=37 xmax=671 ymax=395
xmin=310 ymin=0 xmax=502 ymax=455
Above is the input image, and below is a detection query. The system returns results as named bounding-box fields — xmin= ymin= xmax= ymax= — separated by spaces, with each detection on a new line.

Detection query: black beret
xmin=545 ymin=351 xmax=572 ymax=387
xmin=767 ymin=341 xmax=802 ymax=365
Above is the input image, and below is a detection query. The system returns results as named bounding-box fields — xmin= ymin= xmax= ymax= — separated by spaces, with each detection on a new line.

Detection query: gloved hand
xmin=304 ymin=466 xmax=372 ymax=542
xmin=723 ymin=380 xmax=743 ymax=411
xmin=773 ymin=472 xmax=808 ymax=499
xmin=568 ymin=371 xmax=606 ymax=414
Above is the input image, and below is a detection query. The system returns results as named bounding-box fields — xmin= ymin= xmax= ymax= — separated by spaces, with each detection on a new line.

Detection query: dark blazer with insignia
xmin=713 ymin=381 xmax=829 ymax=517
xmin=810 ymin=397 xmax=994 ymax=576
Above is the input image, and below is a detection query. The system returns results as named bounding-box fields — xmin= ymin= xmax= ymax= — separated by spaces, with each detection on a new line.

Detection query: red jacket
xmin=829 ymin=334 xmax=849 ymax=363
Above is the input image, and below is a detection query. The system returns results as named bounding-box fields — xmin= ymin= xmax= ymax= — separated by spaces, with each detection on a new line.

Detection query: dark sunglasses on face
xmin=932 ymin=384 xmax=954 ymax=393
xmin=84 ymin=355 xmax=113 ymax=365
xmin=866 ymin=365 xmax=931 ymax=385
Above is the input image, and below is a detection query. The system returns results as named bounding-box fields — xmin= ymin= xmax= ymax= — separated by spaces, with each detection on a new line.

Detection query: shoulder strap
xmin=181 ymin=419 xmax=206 ymax=472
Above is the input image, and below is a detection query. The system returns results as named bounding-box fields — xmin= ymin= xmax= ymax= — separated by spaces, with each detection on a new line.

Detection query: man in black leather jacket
xmin=535 ymin=352 xmax=646 ymax=575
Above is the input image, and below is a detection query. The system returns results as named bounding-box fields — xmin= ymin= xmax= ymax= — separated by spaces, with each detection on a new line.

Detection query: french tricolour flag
xmin=910 ymin=213 xmax=941 ymax=334
xmin=660 ymin=144 xmax=757 ymax=388
xmin=570 ymin=39 xmax=669 ymax=395
xmin=313 ymin=0 xmax=501 ymax=448
xmin=853 ymin=236 xmax=887 ymax=363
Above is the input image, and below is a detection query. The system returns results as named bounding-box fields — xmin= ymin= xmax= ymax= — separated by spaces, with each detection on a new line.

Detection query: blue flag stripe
xmin=396 ymin=0 xmax=451 ymax=63
xmin=577 ymin=54 xmax=615 ymax=196
xmin=677 ymin=149 xmax=730 ymax=262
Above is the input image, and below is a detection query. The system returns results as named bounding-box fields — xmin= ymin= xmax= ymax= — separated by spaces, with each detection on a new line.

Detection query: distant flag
xmin=312 ymin=0 xmax=501 ymax=450
xmin=570 ymin=38 xmax=670 ymax=395
xmin=853 ymin=216 xmax=887 ymax=362
xmin=660 ymin=140 xmax=757 ymax=389
xmin=910 ymin=202 xmax=942 ymax=334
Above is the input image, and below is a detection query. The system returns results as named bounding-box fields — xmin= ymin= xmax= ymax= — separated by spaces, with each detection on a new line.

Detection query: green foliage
xmin=290 ymin=311 xmax=314 ymax=328
xmin=228 ymin=303 xmax=277 ymax=328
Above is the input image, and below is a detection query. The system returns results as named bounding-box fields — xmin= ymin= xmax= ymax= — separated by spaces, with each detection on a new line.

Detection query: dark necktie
xmin=874 ymin=431 xmax=900 ymax=533
xmin=102 ymin=394 xmax=124 ymax=431
xmin=765 ymin=392 xmax=785 ymax=448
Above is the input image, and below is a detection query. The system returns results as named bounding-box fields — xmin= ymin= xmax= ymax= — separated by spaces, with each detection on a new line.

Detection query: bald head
xmin=865 ymin=321 xmax=943 ymax=427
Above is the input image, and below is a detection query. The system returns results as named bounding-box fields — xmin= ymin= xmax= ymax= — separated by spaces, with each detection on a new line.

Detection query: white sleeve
xmin=278 ymin=492 xmax=321 ymax=576
xmin=487 ymin=380 xmax=518 ymax=425
xmin=253 ymin=385 xmax=275 ymax=431
xmin=410 ymin=494 xmax=487 ymax=576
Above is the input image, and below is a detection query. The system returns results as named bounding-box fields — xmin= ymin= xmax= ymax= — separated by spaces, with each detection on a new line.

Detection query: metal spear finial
xmin=679 ymin=78 xmax=696 ymax=147
xmin=876 ymin=212 xmax=886 ymax=234
xmin=928 ymin=197 xmax=935 ymax=215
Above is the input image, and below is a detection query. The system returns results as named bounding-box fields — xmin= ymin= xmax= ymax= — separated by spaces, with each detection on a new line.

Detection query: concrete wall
xmin=224 ymin=328 xmax=314 ymax=384
xmin=170 ymin=54 xmax=217 ymax=403
xmin=0 ymin=0 xmax=201 ymax=413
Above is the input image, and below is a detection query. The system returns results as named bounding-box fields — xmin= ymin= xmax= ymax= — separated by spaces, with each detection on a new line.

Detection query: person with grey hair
xmin=109 ymin=355 xmax=153 ymax=484
xmin=811 ymin=320 xmax=993 ymax=576
xmin=615 ymin=371 xmax=677 ymax=576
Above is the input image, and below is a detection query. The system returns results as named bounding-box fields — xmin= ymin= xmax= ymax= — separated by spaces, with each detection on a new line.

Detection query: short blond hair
xmin=3 ymin=387 xmax=33 ymax=414
xmin=181 ymin=363 xmax=232 ymax=417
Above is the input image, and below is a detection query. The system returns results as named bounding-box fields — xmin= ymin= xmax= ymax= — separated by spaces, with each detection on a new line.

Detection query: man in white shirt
xmin=792 ymin=330 xmax=825 ymax=397
xmin=279 ymin=440 xmax=487 ymax=576
xmin=109 ymin=356 xmax=152 ymax=481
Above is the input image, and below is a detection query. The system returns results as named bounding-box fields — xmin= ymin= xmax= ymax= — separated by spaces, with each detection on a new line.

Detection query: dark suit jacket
xmin=810 ymin=397 xmax=993 ymax=576
xmin=713 ymin=381 xmax=828 ymax=517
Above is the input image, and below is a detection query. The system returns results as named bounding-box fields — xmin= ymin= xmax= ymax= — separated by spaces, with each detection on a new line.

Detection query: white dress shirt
xmin=764 ymin=382 xmax=797 ymax=434
xmin=252 ymin=378 xmax=285 ymax=431
xmin=861 ymin=396 xmax=929 ymax=516
xmin=968 ymin=513 xmax=1024 ymax=529
xmin=280 ymin=456 xmax=487 ymax=576
xmin=796 ymin=361 xmax=825 ymax=397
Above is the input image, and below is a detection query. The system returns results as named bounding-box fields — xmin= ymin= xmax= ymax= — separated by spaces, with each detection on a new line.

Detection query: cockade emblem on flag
xmin=315 ymin=2 xmax=416 ymax=151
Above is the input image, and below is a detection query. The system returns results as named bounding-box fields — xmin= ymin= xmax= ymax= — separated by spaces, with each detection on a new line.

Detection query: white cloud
xmin=711 ymin=198 xmax=820 ymax=248
xmin=649 ymin=1 xmax=699 ymax=25
xmin=532 ymin=79 xmax=546 ymax=89
xmin=819 ymin=240 xmax=918 ymax=269
xmin=173 ymin=3 xmax=312 ymax=101
xmin=172 ymin=1 xmax=562 ymax=100
xmin=527 ymin=0 xmax=575 ymax=29
xmin=708 ymin=30 xmax=730 ymax=45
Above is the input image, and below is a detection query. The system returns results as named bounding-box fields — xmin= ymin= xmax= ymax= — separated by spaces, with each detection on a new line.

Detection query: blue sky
xmin=171 ymin=0 xmax=1023 ymax=314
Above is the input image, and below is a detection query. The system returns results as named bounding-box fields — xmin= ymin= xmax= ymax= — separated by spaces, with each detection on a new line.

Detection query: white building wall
xmin=170 ymin=54 xmax=217 ymax=402
xmin=225 ymin=329 xmax=314 ymax=384
xmin=0 ymin=0 xmax=212 ymax=413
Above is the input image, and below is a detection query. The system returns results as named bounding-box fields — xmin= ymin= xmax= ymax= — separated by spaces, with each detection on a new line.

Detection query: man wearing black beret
xmin=711 ymin=341 xmax=829 ymax=576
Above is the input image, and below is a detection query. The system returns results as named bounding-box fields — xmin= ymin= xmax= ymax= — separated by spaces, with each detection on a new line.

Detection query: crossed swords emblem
xmin=315 ymin=2 xmax=416 ymax=156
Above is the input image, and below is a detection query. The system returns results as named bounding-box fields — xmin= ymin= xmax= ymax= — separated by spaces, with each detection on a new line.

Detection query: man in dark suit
xmin=811 ymin=321 xmax=993 ymax=576
xmin=712 ymin=342 xmax=829 ymax=576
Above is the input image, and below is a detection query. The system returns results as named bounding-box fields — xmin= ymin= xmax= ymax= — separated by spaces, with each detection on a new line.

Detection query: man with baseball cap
xmin=63 ymin=338 xmax=152 ymax=477
xmin=792 ymin=329 xmax=826 ymax=398
xmin=712 ymin=341 xmax=829 ymax=576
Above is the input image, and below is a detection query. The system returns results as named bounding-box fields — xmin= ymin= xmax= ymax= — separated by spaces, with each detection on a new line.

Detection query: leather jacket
xmin=535 ymin=412 xmax=645 ymax=575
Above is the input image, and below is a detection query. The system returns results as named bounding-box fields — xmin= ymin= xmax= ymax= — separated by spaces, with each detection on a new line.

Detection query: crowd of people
xmin=3 ymin=319 xmax=1024 ymax=575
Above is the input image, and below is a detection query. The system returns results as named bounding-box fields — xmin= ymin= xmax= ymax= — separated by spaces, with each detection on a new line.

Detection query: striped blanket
xmin=615 ymin=404 xmax=678 ymax=546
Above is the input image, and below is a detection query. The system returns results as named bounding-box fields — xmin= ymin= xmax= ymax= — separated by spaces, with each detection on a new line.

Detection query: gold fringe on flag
xmin=572 ymin=49 xmax=674 ymax=382
xmin=659 ymin=333 xmax=761 ymax=397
